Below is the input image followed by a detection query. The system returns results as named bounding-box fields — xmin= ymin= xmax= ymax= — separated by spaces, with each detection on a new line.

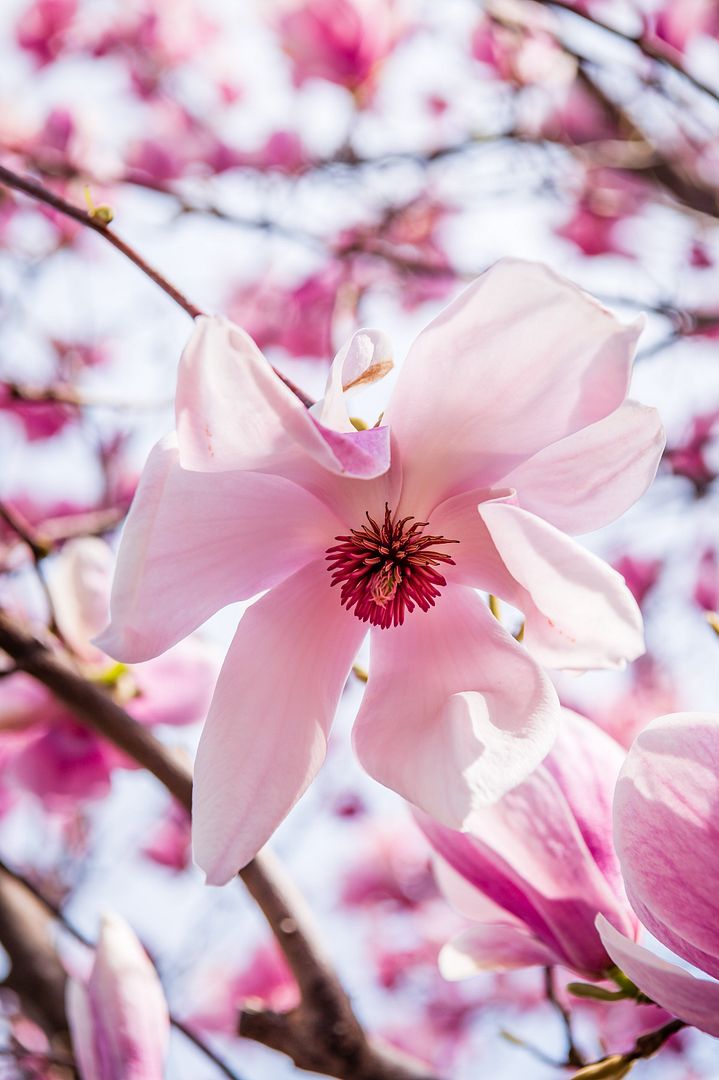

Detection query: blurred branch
xmin=532 ymin=0 xmax=719 ymax=104
xmin=0 ymin=865 xmax=70 ymax=1047
xmin=544 ymin=967 xmax=584 ymax=1068
xmin=0 ymin=858 xmax=245 ymax=1080
xmin=0 ymin=610 xmax=439 ymax=1080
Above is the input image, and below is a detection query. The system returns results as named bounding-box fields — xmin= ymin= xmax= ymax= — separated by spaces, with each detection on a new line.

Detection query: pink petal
xmin=614 ymin=712 xmax=719 ymax=980
xmin=387 ymin=258 xmax=642 ymax=515
xmin=353 ymin=585 xmax=559 ymax=829
xmin=439 ymin=924 xmax=558 ymax=979
xmin=176 ymin=315 xmax=390 ymax=479
xmin=420 ymin=723 xmax=637 ymax=976
xmin=314 ymin=328 xmax=393 ymax=433
xmin=501 ymin=401 xmax=665 ymax=534
xmin=597 ymin=916 xmax=719 ymax=1038
xmin=479 ymin=502 xmax=644 ymax=669
xmin=81 ymin=913 xmax=169 ymax=1080
xmin=96 ymin=435 xmax=339 ymax=663
xmin=129 ymin=637 xmax=219 ymax=727
xmin=192 ymin=559 xmax=364 ymax=884
xmin=48 ymin=538 xmax=113 ymax=662
xmin=66 ymin=979 xmax=103 ymax=1080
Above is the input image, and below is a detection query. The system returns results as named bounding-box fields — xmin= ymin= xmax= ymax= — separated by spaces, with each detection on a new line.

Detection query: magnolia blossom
xmin=0 ymin=538 xmax=216 ymax=808
xmin=99 ymin=258 xmax=663 ymax=884
xmin=419 ymin=710 xmax=639 ymax=979
xmin=66 ymin=912 xmax=169 ymax=1080
xmin=598 ymin=712 xmax=719 ymax=1037
xmin=272 ymin=0 xmax=408 ymax=93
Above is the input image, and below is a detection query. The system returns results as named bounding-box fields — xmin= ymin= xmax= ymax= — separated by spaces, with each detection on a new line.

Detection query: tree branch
xmin=0 ymin=163 xmax=202 ymax=319
xmin=0 ymin=866 xmax=69 ymax=1042
xmin=533 ymin=0 xmax=719 ymax=104
xmin=0 ymin=610 xmax=439 ymax=1080
xmin=0 ymin=162 xmax=314 ymax=408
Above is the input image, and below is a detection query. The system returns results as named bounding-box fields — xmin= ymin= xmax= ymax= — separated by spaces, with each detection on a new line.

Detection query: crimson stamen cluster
xmin=326 ymin=505 xmax=458 ymax=629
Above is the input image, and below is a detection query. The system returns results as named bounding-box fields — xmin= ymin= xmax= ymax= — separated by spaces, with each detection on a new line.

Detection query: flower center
xmin=326 ymin=505 xmax=458 ymax=629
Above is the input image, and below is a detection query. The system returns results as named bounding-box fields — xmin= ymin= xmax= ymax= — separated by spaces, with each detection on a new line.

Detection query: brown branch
xmin=533 ymin=0 xmax=719 ymax=104
xmin=0 ymin=163 xmax=202 ymax=319
xmin=0 ymin=610 xmax=439 ymax=1080
xmin=0 ymin=866 xmax=69 ymax=1042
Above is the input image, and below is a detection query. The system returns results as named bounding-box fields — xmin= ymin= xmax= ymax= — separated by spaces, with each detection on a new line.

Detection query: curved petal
xmin=176 ymin=315 xmax=390 ymax=479
xmin=597 ymin=916 xmax=719 ymax=1038
xmin=479 ymin=503 xmax=644 ymax=670
xmin=129 ymin=638 xmax=219 ymax=728
xmin=192 ymin=559 xmax=364 ymax=884
xmin=543 ymin=710 xmax=628 ymax=898
xmin=313 ymin=328 xmax=393 ymax=433
xmin=440 ymin=925 xmax=558 ymax=979
xmin=614 ymin=713 xmax=719 ymax=979
xmin=88 ymin=913 xmax=169 ymax=1079
xmin=96 ymin=435 xmax=339 ymax=663
xmin=353 ymin=585 xmax=559 ymax=829
xmin=501 ymin=401 xmax=665 ymax=534
xmin=386 ymin=258 xmax=642 ymax=515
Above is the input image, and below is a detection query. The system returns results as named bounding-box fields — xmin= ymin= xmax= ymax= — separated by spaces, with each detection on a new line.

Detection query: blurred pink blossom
xmin=0 ymin=383 xmax=75 ymax=441
xmin=228 ymin=263 xmax=349 ymax=360
xmin=419 ymin=710 xmax=639 ymax=980
xmin=694 ymin=546 xmax=719 ymax=610
xmin=557 ymin=170 xmax=647 ymax=258
xmin=664 ymin=407 xmax=719 ymax=493
xmin=646 ymin=0 xmax=719 ymax=54
xmin=66 ymin=912 xmax=169 ymax=1080
xmin=272 ymin=0 xmax=409 ymax=96
xmin=613 ymin=554 xmax=662 ymax=608
xmin=16 ymin=0 xmax=77 ymax=67
xmin=188 ymin=942 xmax=299 ymax=1034
xmin=142 ymin=801 xmax=192 ymax=871
xmin=0 ymin=538 xmax=217 ymax=809
xmin=580 ymin=657 xmax=679 ymax=748
xmin=100 ymin=259 xmax=661 ymax=884
xmin=598 ymin=712 xmax=719 ymax=1037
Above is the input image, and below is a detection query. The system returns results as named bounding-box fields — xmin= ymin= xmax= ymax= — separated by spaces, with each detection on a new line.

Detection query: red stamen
xmin=326 ymin=505 xmax=458 ymax=629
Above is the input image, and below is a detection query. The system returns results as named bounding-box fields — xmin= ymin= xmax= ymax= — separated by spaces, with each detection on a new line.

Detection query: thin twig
xmin=0 ymin=163 xmax=202 ymax=319
xmin=544 ymin=966 xmax=584 ymax=1068
xmin=0 ymin=161 xmax=315 ymax=408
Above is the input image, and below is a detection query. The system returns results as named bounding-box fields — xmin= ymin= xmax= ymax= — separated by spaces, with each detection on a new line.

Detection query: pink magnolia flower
xmin=418 ymin=710 xmax=640 ymax=980
xmin=0 ymin=538 xmax=217 ymax=808
xmin=66 ymin=913 xmax=169 ymax=1080
xmin=272 ymin=0 xmax=408 ymax=94
xmin=98 ymin=258 xmax=663 ymax=884
xmin=597 ymin=712 xmax=719 ymax=1037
